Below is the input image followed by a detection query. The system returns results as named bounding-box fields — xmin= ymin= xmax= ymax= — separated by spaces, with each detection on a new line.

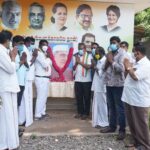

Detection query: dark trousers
xmin=75 ymin=82 xmax=92 ymax=116
xmin=125 ymin=103 xmax=150 ymax=150
xmin=106 ymin=86 xmax=126 ymax=132
xmin=17 ymin=86 xmax=25 ymax=107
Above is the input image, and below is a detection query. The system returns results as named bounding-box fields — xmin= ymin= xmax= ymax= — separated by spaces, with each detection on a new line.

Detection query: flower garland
xmin=47 ymin=46 xmax=74 ymax=82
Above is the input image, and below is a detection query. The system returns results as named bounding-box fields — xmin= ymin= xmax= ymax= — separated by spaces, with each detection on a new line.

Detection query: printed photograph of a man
xmin=75 ymin=4 xmax=94 ymax=32
xmin=51 ymin=44 xmax=73 ymax=81
xmin=81 ymin=33 xmax=95 ymax=51
xmin=1 ymin=1 xmax=22 ymax=30
xmin=28 ymin=2 xmax=45 ymax=29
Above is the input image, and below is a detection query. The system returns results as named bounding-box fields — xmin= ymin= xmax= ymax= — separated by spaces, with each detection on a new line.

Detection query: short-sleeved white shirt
xmin=74 ymin=52 xmax=92 ymax=82
xmin=122 ymin=56 xmax=150 ymax=107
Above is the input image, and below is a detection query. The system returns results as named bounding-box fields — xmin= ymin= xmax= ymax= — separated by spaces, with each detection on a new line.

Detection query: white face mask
xmin=9 ymin=41 xmax=13 ymax=50
xmin=42 ymin=46 xmax=48 ymax=52
xmin=131 ymin=52 xmax=136 ymax=60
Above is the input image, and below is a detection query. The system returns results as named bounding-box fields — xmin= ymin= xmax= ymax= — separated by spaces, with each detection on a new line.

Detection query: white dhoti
xmin=35 ymin=77 xmax=49 ymax=118
xmin=19 ymin=80 xmax=33 ymax=127
xmin=0 ymin=92 xmax=19 ymax=150
xmin=92 ymin=92 xmax=109 ymax=127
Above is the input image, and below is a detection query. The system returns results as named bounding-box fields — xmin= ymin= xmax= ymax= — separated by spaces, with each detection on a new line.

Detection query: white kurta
xmin=91 ymin=56 xmax=109 ymax=127
xmin=0 ymin=44 xmax=20 ymax=149
xmin=34 ymin=51 xmax=51 ymax=118
xmin=19 ymin=45 xmax=35 ymax=127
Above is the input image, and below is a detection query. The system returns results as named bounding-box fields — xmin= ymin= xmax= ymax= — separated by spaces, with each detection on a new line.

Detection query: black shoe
xmin=42 ymin=114 xmax=50 ymax=118
xmin=34 ymin=117 xmax=42 ymax=121
xmin=74 ymin=114 xmax=82 ymax=119
xmin=19 ymin=128 xmax=25 ymax=133
xmin=116 ymin=132 xmax=126 ymax=140
xmin=100 ymin=126 xmax=116 ymax=133
xmin=81 ymin=115 xmax=89 ymax=120
xmin=19 ymin=131 xmax=23 ymax=137
xmin=19 ymin=121 xmax=26 ymax=127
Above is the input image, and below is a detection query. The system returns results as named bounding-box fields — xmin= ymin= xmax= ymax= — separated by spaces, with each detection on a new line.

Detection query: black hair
xmin=78 ymin=43 xmax=85 ymax=49
xmin=39 ymin=39 xmax=48 ymax=47
xmin=29 ymin=2 xmax=45 ymax=17
xmin=12 ymin=35 xmax=24 ymax=44
xmin=51 ymin=3 xmax=67 ymax=23
xmin=120 ymin=41 xmax=129 ymax=48
xmin=106 ymin=5 xmax=120 ymax=18
xmin=30 ymin=37 xmax=35 ymax=43
xmin=2 ymin=1 xmax=21 ymax=10
xmin=96 ymin=46 xmax=105 ymax=56
xmin=76 ymin=4 xmax=92 ymax=15
xmin=81 ymin=33 xmax=95 ymax=43
xmin=134 ymin=43 xmax=146 ymax=55
xmin=24 ymin=37 xmax=32 ymax=44
xmin=91 ymin=42 xmax=99 ymax=47
xmin=0 ymin=30 xmax=12 ymax=44
xmin=110 ymin=36 xmax=121 ymax=43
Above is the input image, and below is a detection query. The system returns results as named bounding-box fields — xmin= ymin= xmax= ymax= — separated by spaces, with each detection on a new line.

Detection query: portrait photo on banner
xmin=0 ymin=0 xmax=134 ymax=62
xmin=48 ymin=42 xmax=74 ymax=82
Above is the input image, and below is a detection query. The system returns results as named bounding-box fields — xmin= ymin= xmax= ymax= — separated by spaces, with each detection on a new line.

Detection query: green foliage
xmin=135 ymin=8 xmax=150 ymax=38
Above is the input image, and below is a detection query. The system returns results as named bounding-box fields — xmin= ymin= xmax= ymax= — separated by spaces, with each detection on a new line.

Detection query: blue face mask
xmin=30 ymin=44 xmax=35 ymax=51
xmin=92 ymin=48 xmax=96 ymax=56
xmin=28 ymin=45 xmax=33 ymax=51
xmin=78 ymin=49 xmax=84 ymax=56
xmin=17 ymin=45 xmax=24 ymax=53
xmin=109 ymin=44 xmax=118 ymax=52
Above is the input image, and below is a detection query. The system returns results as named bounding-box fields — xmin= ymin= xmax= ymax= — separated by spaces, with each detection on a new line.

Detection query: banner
xmin=0 ymin=0 xmax=134 ymax=82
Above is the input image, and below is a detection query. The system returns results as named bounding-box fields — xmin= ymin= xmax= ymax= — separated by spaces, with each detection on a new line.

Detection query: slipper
xmin=125 ymin=144 xmax=135 ymax=148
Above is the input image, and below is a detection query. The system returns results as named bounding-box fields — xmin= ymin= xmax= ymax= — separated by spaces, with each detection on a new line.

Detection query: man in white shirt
xmin=19 ymin=37 xmax=37 ymax=127
xmin=91 ymin=47 xmax=109 ymax=128
xmin=120 ymin=41 xmax=135 ymax=64
xmin=122 ymin=43 xmax=150 ymax=150
xmin=34 ymin=39 xmax=52 ymax=120
xmin=0 ymin=30 xmax=20 ymax=150
xmin=74 ymin=43 xmax=92 ymax=120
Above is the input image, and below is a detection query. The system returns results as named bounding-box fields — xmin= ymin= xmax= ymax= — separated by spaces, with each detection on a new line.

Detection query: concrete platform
xmin=24 ymin=110 xmax=101 ymax=137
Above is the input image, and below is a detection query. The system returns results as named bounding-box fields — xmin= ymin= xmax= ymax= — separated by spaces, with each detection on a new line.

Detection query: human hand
xmin=107 ymin=52 xmax=113 ymax=64
xmin=32 ymin=48 xmax=38 ymax=57
xmin=75 ymin=56 xmax=80 ymax=64
xmin=9 ymin=47 xmax=18 ymax=62
xmin=20 ymin=52 xmax=27 ymax=64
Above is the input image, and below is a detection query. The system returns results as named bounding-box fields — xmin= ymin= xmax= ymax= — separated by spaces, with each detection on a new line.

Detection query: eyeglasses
xmin=79 ymin=14 xmax=92 ymax=19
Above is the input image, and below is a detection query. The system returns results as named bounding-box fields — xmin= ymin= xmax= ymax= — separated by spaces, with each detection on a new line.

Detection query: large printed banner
xmin=0 ymin=0 xmax=134 ymax=82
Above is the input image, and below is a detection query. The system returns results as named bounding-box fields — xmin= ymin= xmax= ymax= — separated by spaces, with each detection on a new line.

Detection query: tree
xmin=135 ymin=8 xmax=150 ymax=38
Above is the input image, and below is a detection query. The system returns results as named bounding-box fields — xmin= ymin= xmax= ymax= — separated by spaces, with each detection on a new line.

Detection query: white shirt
xmin=35 ymin=51 xmax=52 ymax=76
xmin=16 ymin=54 xmax=29 ymax=86
xmin=91 ymin=56 xmax=106 ymax=92
xmin=23 ymin=45 xmax=35 ymax=81
xmin=122 ymin=56 xmax=150 ymax=107
xmin=75 ymin=52 xmax=92 ymax=82
xmin=0 ymin=44 xmax=20 ymax=93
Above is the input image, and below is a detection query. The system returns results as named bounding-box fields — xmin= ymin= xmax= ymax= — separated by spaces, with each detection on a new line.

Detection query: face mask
xmin=78 ymin=49 xmax=84 ymax=56
xmin=131 ymin=52 xmax=136 ymax=59
xmin=109 ymin=44 xmax=118 ymax=52
xmin=9 ymin=41 xmax=13 ymax=50
xmin=17 ymin=45 xmax=24 ymax=53
xmin=28 ymin=45 xmax=33 ymax=51
xmin=92 ymin=48 xmax=96 ymax=56
xmin=42 ymin=46 xmax=48 ymax=52
xmin=95 ymin=54 xmax=101 ymax=60
xmin=30 ymin=44 xmax=35 ymax=51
